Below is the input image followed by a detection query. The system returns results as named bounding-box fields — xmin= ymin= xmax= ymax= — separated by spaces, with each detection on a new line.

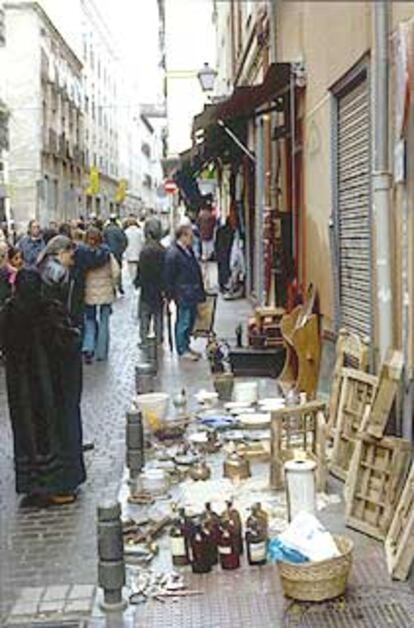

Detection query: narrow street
xmin=1 ymin=280 xmax=414 ymax=627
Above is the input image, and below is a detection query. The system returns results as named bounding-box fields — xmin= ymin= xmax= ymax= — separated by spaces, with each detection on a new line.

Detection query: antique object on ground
xmin=246 ymin=515 xmax=267 ymax=565
xmin=213 ymin=372 xmax=235 ymax=401
xmin=277 ymin=535 xmax=353 ymax=602
xmin=326 ymin=329 xmax=370 ymax=436
xmin=223 ymin=501 xmax=243 ymax=556
xmin=385 ymin=462 xmax=414 ymax=580
xmin=169 ymin=515 xmax=190 ymax=567
xmin=134 ymin=393 xmax=170 ymax=432
xmin=218 ymin=520 xmax=240 ymax=570
xmin=172 ymin=388 xmax=188 ymax=419
xmin=189 ymin=460 xmax=211 ymax=481
xmin=248 ymin=306 xmax=285 ymax=349
xmin=345 ymin=434 xmax=411 ymax=540
xmin=229 ymin=346 xmax=285 ymax=378
xmin=366 ymin=349 xmax=404 ymax=439
xmin=202 ymin=503 xmax=220 ymax=566
xmin=269 ymin=400 xmax=327 ymax=491
xmin=285 ymin=459 xmax=317 ymax=521
xmin=278 ymin=284 xmax=321 ymax=399
xmin=223 ymin=451 xmax=251 ymax=481
xmin=249 ymin=503 xmax=269 ymax=536
xmin=330 ymin=368 xmax=378 ymax=481
xmin=193 ymin=292 xmax=218 ymax=338
xmin=233 ymin=381 xmax=259 ymax=404
xmin=190 ymin=523 xmax=212 ymax=573
xmin=135 ymin=363 xmax=155 ymax=395
xmin=97 ymin=501 xmax=127 ymax=611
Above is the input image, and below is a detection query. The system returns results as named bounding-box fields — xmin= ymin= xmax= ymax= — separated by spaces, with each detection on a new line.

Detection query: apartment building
xmin=0 ymin=2 xmax=84 ymax=228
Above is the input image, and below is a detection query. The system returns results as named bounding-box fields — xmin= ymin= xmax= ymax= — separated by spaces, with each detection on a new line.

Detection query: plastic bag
xmin=268 ymin=538 xmax=309 ymax=564
xmin=278 ymin=511 xmax=340 ymax=562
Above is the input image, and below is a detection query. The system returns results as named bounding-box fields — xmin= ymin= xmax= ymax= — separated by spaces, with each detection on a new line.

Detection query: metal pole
xmin=97 ymin=501 xmax=127 ymax=611
xmin=126 ymin=408 xmax=145 ymax=480
xmin=255 ymin=116 xmax=265 ymax=305
xmin=372 ymin=1 xmax=392 ymax=363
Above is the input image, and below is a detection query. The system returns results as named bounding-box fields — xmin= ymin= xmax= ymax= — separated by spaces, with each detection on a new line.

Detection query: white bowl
xmin=233 ymin=381 xmax=259 ymax=404
xmin=195 ymin=390 xmax=219 ymax=408
xmin=135 ymin=392 xmax=170 ymax=430
xmin=238 ymin=412 xmax=271 ymax=427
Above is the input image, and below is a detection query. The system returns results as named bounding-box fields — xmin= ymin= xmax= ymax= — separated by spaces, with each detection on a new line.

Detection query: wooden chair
xmin=269 ymin=400 xmax=327 ymax=492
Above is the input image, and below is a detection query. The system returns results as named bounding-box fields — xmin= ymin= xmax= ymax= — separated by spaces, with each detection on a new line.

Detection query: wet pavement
xmin=1 ymin=271 xmax=414 ymax=627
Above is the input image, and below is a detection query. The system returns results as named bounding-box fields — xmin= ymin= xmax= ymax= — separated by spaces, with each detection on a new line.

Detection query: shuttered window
xmin=337 ymin=75 xmax=372 ymax=339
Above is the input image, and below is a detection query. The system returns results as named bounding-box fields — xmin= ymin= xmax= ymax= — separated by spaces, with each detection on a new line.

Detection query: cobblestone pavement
xmin=2 ymin=273 xmax=414 ymax=628
xmin=0 ymin=283 xmax=141 ymax=625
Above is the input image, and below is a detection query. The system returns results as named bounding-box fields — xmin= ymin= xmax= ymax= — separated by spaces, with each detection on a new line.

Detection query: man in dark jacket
xmin=18 ymin=219 xmax=45 ymax=267
xmin=134 ymin=217 xmax=165 ymax=345
xmin=103 ymin=214 xmax=127 ymax=294
xmin=164 ymin=224 xmax=205 ymax=361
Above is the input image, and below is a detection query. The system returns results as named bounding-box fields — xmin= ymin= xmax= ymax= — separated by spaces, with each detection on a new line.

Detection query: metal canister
xmin=135 ymin=363 xmax=155 ymax=394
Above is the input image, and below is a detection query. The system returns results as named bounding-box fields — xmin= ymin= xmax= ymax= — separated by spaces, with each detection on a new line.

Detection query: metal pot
xmin=189 ymin=460 xmax=211 ymax=481
xmin=223 ymin=452 xmax=251 ymax=481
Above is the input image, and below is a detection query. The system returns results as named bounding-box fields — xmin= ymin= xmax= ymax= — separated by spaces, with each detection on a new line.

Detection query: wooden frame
xmin=330 ymin=368 xmax=378 ymax=481
xmin=366 ymin=350 xmax=403 ymax=439
xmin=326 ymin=328 xmax=370 ymax=436
xmin=269 ymin=400 xmax=327 ymax=492
xmin=345 ymin=433 xmax=411 ymax=541
xmin=385 ymin=462 xmax=414 ymax=580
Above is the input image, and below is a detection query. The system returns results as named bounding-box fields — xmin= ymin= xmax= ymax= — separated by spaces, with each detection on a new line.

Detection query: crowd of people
xmin=0 ymin=208 xmax=214 ymax=505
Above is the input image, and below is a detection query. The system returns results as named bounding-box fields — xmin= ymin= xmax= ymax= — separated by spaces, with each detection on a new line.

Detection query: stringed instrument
xmin=278 ymin=283 xmax=321 ymax=398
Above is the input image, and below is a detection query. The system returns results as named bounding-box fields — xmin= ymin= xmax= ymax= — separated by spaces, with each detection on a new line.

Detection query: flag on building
xmin=86 ymin=166 xmax=99 ymax=196
xmin=115 ymin=178 xmax=127 ymax=203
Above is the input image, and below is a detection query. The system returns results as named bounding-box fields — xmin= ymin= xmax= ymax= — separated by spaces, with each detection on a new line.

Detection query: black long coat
xmin=0 ymin=269 xmax=85 ymax=496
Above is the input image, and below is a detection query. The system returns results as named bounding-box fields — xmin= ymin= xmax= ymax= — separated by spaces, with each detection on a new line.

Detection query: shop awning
xmin=193 ymin=62 xmax=292 ymax=134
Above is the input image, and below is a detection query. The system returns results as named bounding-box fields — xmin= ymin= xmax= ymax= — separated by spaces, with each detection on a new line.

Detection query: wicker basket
xmin=277 ymin=535 xmax=353 ymax=602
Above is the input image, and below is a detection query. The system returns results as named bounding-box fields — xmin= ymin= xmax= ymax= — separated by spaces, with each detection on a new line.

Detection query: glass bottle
xmin=249 ymin=502 xmax=269 ymax=536
xmin=218 ymin=520 xmax=240 ymax=570
xmin=202 ymin=502 xmax=220 ymax=566
xmin=190 ymin=523 xmax=212 ymax=573
xmin=246 ymin=518 xmax=267 ymax=566
xmin=169 ymin=517 xmax=189 ymax=567
xmin=224 ymin=500 xmax=243 ymax=556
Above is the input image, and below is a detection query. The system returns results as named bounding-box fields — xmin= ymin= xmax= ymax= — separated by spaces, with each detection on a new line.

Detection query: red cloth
xmin=197 ymin=209 xmax=216 ymax=241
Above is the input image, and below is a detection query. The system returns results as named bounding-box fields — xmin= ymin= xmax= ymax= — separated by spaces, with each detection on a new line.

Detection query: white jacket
xmin=125 ymin=225 xmax=144 ymax=262
xmin=84 ymin=255 xmax=120 ymax=305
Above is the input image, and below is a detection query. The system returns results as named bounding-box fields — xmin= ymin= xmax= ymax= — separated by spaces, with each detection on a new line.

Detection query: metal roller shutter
xmin=337 ymin=76 xmax=372 ymax=339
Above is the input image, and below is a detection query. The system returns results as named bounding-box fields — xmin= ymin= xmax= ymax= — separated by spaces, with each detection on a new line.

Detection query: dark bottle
xmin=202 ymin=502 xmax=220 ymax=566
xmin=169 ymin=517 xmax=189 ymax=567
xmin=235 ymin=324 xmax=243 ymax=348
xmin=249 ymin=502 xmax=269 ymax=536
xmin=190 ymin=524 xmax=212 ymax=574
xmin=224 ymin=500 xmax=243 ymax=556
xmin=246 ymin=518 xmax=267 ymax=566
xmin=218 ymin=520 xmax=240 ymax=570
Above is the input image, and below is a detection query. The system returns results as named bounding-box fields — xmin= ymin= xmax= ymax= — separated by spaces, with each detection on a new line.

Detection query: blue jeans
xmin=82 ymin=304 xmax=112 ymax=361
xmin=175 ymin=304 xmax=197 ymax=355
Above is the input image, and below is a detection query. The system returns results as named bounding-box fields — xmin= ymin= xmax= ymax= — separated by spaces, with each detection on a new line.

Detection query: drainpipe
xmin=372 ymin=1 xmax=393 ymax=365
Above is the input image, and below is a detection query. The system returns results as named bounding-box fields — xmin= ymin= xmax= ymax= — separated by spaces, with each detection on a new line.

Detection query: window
xmin=0 ymin=10 xmax=5 ymax=47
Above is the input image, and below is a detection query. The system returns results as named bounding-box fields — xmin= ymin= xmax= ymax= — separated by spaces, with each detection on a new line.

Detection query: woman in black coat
xmin=0 ymin=238 xmax=85 ymax=505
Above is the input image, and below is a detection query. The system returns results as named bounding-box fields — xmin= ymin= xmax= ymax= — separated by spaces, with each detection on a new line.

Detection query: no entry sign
xmin=164 ymin=179 xmax=178 ymax=194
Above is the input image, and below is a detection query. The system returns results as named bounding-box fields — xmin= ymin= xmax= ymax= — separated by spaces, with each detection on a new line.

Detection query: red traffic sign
xmin=164 ymin=179 xmax=178 ymax=194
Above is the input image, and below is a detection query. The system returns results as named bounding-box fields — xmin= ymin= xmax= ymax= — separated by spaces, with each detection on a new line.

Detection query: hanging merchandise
xmin=218 ymin=520 xmax=240 ymax=570
xmin=190 ymin=523 xmax=212 ymax=574
xmin=245 ymin=513 xmax=268 ymax=566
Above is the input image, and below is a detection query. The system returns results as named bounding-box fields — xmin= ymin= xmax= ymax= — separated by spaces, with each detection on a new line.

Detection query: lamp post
xmin=197 ymin=62 xmax=217 ymax=92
